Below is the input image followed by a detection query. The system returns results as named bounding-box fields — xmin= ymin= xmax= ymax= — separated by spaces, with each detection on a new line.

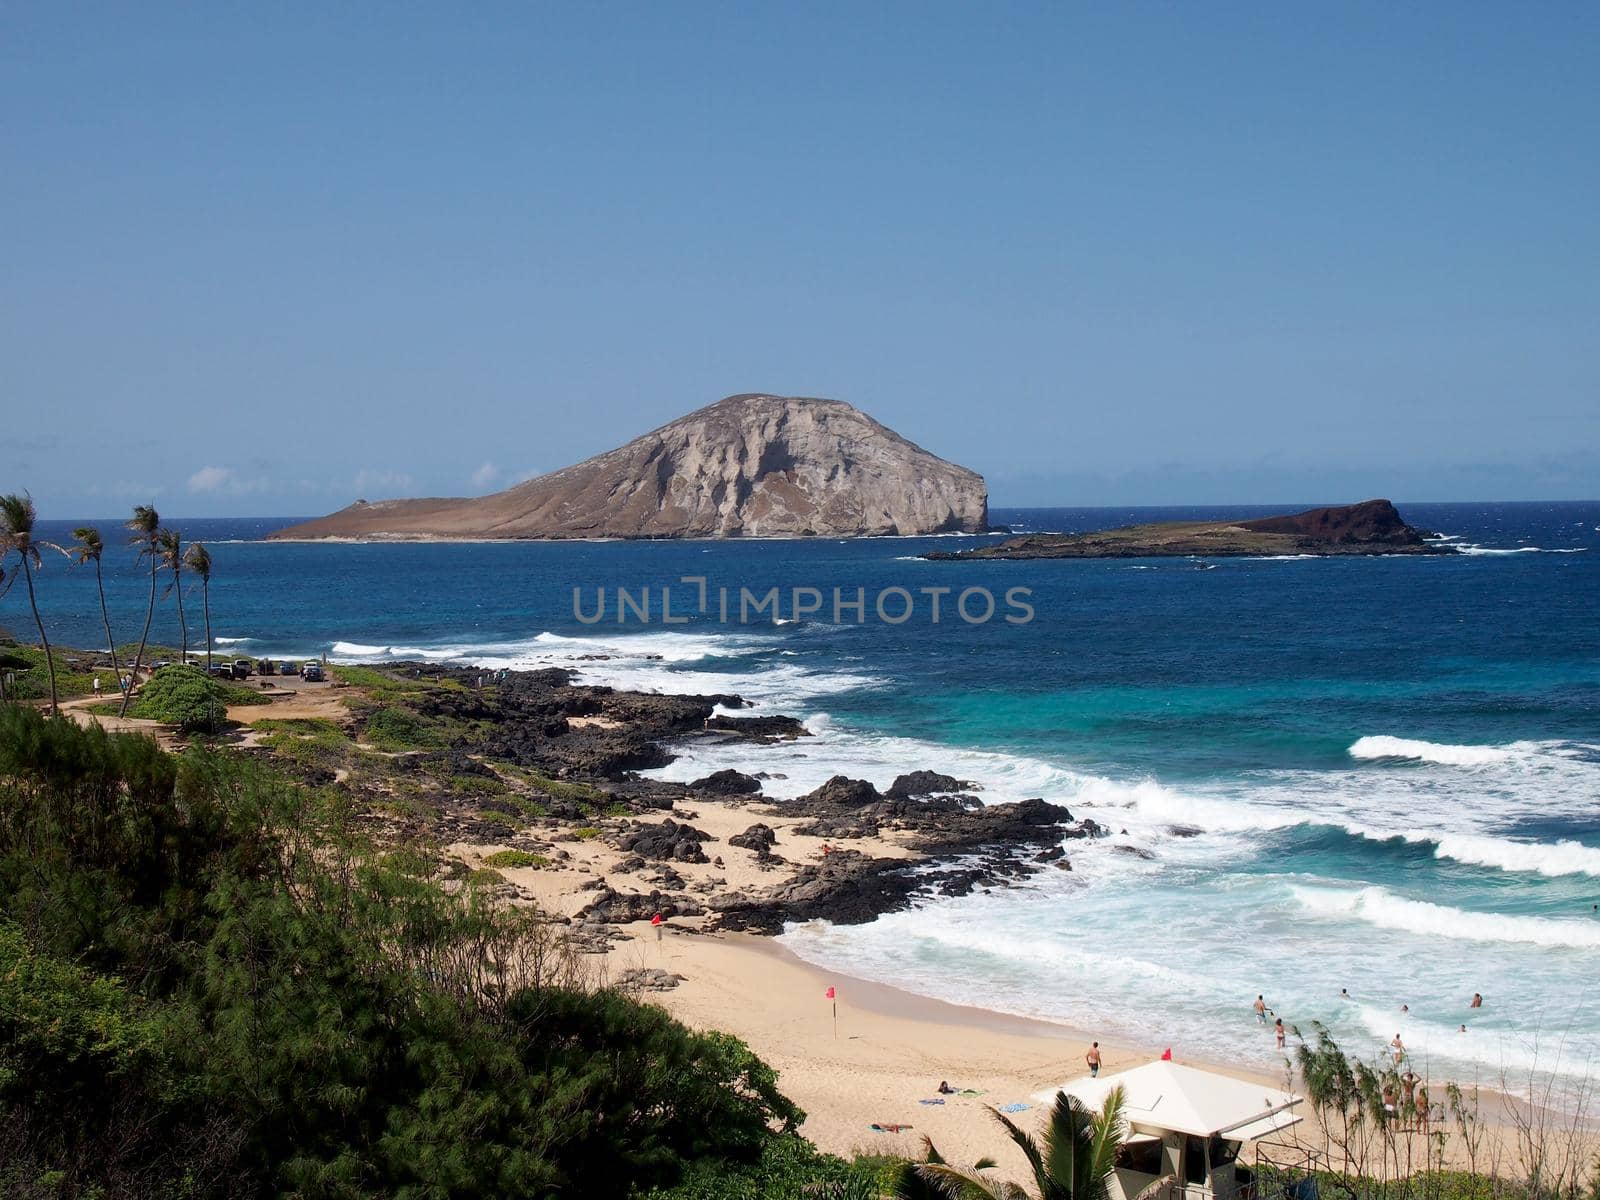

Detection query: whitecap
xmin=1349 ymin=736 xmax=1516 ymax=767
xmin=1290 ymin=885 xmax=1600 ymax=949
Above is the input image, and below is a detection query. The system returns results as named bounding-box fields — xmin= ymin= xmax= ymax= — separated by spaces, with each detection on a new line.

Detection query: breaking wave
xmin=1290 ymin=885 xmax=1600 ymax=949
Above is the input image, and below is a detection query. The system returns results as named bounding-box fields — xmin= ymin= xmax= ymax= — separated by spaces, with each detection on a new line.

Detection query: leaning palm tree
xmin=154 ymin=528 xmax=187 ymax=664
xmin=914 ymin=1087 xmax=1169 ymax=1200
xmin=0 ymin=493 xmax=58 ymax=715
xmin=67 ymin=526 xmax=122 ymax=695
xmin=119 ymin=504 xmax=161 ymax=717
xmin=184 ymin=542 xmax=214 ymax=670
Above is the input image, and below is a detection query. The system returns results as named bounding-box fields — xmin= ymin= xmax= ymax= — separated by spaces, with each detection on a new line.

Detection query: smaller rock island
xmin=924 ymin=499 xmax=1453 ymax=560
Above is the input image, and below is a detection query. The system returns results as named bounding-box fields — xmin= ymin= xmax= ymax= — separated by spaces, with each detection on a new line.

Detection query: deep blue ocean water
xmin=16 ymin=502 xmax=1600 ymax=1090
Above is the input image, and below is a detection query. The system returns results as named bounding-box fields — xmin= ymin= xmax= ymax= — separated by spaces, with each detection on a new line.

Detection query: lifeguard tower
xmin=1038 ymin=1060 xmax=1304 ymax=1200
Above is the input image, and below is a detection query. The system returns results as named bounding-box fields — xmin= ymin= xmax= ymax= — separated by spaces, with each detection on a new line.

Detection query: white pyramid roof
xmin=1033 ymin=1060 xmax=1302 ymax=1140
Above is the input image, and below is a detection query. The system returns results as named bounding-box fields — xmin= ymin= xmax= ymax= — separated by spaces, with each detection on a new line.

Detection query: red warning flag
xmin=825 ymin=986 xmax=836 ymax=999
xmin=650 ymin=913 xmax=662 ymax=926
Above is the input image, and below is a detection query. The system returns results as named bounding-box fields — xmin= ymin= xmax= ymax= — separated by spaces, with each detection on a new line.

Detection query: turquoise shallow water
xmin=22 ymin=501 xmax=1600 ymax=1093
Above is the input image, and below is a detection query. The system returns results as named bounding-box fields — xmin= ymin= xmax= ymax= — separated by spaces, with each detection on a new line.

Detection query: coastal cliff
xmin=270 ymin=394 xmax=988 ymax=540
xmin=926 ymin=499 xmax=1451 ymax=560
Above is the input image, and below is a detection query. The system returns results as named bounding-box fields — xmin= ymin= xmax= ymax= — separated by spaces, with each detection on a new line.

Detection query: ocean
xmin=19 ymin=502 xmax=1600 ymax=1096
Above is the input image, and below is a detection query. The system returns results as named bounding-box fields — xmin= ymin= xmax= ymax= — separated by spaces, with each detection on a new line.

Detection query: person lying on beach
xmin=937 ymin=1081 xmax=954 ymax=1094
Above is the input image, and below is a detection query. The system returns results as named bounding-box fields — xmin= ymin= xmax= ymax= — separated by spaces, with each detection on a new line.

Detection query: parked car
xmin=149 ymin=660 xmax=172 ymax=672
xmin=207 ymin=664 xmax=231 ymax=679
xmin=231 ymin=659 xmax=253 ymax=680
xmin=280 ymin=661 xmax=297 ymax=676
xmin=301 ymin=661 xmax=324 ymax=682
xmin=257 ymin=658 xmax=277 ymax=676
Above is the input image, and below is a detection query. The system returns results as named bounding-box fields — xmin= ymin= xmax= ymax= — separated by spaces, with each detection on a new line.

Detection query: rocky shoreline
xmin=305 ymin=663 xmax=1106 ymax=945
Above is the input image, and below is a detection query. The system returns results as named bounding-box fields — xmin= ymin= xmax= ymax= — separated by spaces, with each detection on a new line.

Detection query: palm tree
xmin=185 ymin=542 xmax=214 ymax=670
xmin=913 ymin=1087 xmax=1170 ymax=1200
xmin=119 ymin=504 xmax=161 ymax=717
xmin=68 ymin=526 xmax=122 ymax=696
xmin=890 ymin=1137 xmax=997 ymax=1199
xmin=154 ymin=528 xmax=187 ymax=664
xmin=0 ymin=493 xmax=58 ymax=715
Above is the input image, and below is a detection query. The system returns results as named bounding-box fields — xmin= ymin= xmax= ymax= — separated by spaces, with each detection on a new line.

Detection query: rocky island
xmin=270 ymin=393 xmax=988 ymax=540
xmin=924 ymin=499 xmax=1452 ymax=560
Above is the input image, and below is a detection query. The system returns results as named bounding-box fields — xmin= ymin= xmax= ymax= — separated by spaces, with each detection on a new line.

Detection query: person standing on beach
xmin=1086 ymin=1043 xmax=1102 ymax=1077
xmin=1253 ymin=995 xmax=1268 ymax=1024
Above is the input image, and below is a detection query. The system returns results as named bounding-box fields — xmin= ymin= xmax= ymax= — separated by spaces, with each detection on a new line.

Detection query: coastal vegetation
xmin=2 ymin=494 xmax=1596 ymax=1198
xmin=0 ymin=706 xmax=809 ymax=1197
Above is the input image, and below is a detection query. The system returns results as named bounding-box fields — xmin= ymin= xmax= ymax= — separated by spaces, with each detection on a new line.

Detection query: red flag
xmin=1161 ymin=1047 xmax=1173 ymax=1061
xmin=650 ymin=913 xmax=662 ymax=926
xmin=825 ymin=986 xmax=836 ymax=999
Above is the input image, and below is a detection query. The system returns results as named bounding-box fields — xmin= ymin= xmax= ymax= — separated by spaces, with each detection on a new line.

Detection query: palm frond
xmin=986 ymin=1105 xmax=1050 ymax=1190
xmin=71 ymin=526 xmax=104 ymax=562
xmin=0 ymin=492 xmax=38 ymax=551
xmin=126 ymin=503 xmax=160 ymax=544
xmin=184 ymin=542 xmax=212 ymax=579
xmin=915 ymin=1162 xmax=1024 ymax=1200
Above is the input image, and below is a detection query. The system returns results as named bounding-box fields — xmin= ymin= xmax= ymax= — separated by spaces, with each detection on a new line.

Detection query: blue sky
xmin=3 ymin=2 xmax=1595 ymax=515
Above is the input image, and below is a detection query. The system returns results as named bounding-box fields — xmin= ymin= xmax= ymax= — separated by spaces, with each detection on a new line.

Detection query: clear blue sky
xmin=4 ymin=2 xmax=1596 ymax=516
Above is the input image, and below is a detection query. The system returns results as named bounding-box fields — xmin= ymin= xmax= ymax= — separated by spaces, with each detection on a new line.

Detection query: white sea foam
xmin=1349 ymin=735 xmax=1517 ymax=766
xmin=1290 ymin=885 xmax=1600 ymax=949
xmin=1423 ymin=832 xmax=1600 ymax=879
xmin=1452 ymin=544 xmax=1588 ymax=556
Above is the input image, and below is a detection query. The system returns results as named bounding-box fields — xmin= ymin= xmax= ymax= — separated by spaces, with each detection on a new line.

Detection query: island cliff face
xmin=926 ymin=500 xmax=1451 ymax=560
xmin=270 ymin=394 xmax=988 ymax=541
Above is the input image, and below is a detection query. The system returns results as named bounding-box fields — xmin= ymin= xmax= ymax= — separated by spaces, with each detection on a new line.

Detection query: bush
xmin=361 ymin=705 xmax=441 ymax=750
xmin=482 ymin=849 xmax=549 ymax=869
xmin=637 ymin=1135 xmax=869 ymax=1200
xmin=127 ymin=667 xmax=265 ymax=732
xmin=0 ymin=705 xmax=807 ymax=1198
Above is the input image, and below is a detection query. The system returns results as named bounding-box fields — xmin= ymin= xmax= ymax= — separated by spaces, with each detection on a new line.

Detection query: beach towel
xmin=918 ymin=1099 xmax=946 ymax=1105
xmin=958 ymin=1088 xmax=986 ymax=1096
xmin=870 ymin=1123 xmax=913 ymax=1133
xmin=999 ymin=1103 xmax=1031 ymax=1114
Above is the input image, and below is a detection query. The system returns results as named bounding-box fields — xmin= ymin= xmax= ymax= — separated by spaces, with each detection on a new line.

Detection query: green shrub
xmin=482 ymin=849 xmax=549 ymax=869
xmin=571 ymin=825 xmax=602 ymax=840
xmin=126 ymin=667 xmax=265 ymax=732
xmin=0 ymin=705 xmax=807 ymax=1198
xmin=360 ymin=705 xmax=441 ymax=750
xmin=637 ymin=1134 xmax=866 ymax=1199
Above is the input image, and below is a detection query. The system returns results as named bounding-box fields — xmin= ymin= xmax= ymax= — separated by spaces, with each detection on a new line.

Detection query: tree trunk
xmin=21 ymin=555 xmax=58 ymax=715
xmin=173 ymin=566 xmax=188 ymax=663
xmin=95 ymin=560 xmax=122 ymax=690
xmin=120 ymin=555 xmax=157 ymax=717
xmin=202 ymin=580 xmax=212 ymax=669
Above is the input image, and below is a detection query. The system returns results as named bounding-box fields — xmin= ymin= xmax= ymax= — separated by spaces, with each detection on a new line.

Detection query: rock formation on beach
xmin=925 ymin=499 xmax=1452 ymax=560
xmin=269 ymin=393 xmax=988 ymax=540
